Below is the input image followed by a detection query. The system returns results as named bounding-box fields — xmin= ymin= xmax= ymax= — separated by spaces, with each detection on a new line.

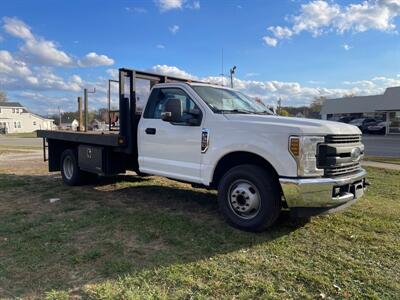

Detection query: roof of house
xmin=321 ymin=87 xmax=400 ymax=115
xmin=0 ymin=102 xmax=24 ymax=108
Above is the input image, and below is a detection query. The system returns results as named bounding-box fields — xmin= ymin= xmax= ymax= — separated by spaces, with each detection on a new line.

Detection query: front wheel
xmin=218 ymin=164 xmax=281 ymax=232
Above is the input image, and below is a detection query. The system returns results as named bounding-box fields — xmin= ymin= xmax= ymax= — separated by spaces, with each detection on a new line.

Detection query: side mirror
xmin=161 ymin=98 xmax=182 ymax=122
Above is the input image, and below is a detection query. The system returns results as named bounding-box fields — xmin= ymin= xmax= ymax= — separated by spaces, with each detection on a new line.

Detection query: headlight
xmin=289 ymin=136 xmax=324 ymax=177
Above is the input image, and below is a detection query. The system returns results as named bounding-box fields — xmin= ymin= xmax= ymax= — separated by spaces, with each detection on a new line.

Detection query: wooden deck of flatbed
xmin=37 ymin=130 xmax=123 ymax=147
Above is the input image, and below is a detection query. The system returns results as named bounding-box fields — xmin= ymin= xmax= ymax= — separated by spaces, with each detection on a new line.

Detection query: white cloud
xmin=3 ymin=17 xmax=35 ymax=40
xmin=156 ymin=0 xmax=200 ymax=12
xmin=292 ymin=1 xmax=341 ymax=36
xmin=156 ymin=44 xmax=165 ymax=49
xmin=21 ymin=39 xmax=73 ymax=66
xmin=0 ymin=50 xmax=32 ymax=77
xmin=268 ymin=26 xmax=293 ymax=39
xmin=343 ymin=79 xmax=376 ymax=89
xmin=3 ymin=17 xmax=73 ymax=66
xmin=151 ymin=64 xmax=196 ymax=79
xmin=267 ymin=0 xmax=400 ymax=44
xmin=156 ymin=0 xmax=183 ymax=11
xmin=343 ymin=44 xmax=352 ymax=50
xmin=0 ymin=51 xmax=83 ymax=93
xmin=263 ymin=36 xmax=278 ymax=47
xmin=106 ymin=68 xmax=119 ymax=79
xmin=32 ymin=67 xmax=82 ymax=92
xmin=78 ymin=52 xmax=114 ymax=67
xmin=371 ymin=75 xmax=400 ymax=86
xmin=3 ymin=17 xmax=114 ymax=68
xmin=169 ymin=25 xmax=180 ymax=34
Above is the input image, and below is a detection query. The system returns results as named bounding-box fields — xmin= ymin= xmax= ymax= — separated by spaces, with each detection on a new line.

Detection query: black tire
xmin=218 ymin=164 xmax=281 ymax=232
xmin=60 ymin=149 xmax=85 ymax=186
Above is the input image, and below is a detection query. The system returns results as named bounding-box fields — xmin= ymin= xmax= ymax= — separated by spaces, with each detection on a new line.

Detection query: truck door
xmin=138 ymin=87 xmax=203 ymax=183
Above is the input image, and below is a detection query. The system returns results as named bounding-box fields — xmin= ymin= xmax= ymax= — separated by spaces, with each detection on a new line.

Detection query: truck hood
xmin=223 ymin=114 xmax=361 ymax=135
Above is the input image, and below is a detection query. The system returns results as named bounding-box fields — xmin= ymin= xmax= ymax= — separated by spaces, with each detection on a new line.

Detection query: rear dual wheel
xmin=60 ymin=149 xmax=97 ymax=186
xmin=218 ymin=164 xmax=281 ymax=232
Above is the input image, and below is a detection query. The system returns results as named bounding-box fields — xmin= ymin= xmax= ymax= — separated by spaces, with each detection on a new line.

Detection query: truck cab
xmin=38 ymin=68 xmax=367 ymax=232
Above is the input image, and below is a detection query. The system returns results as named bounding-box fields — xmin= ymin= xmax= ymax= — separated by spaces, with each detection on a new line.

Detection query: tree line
xmin=49 ymin=108 xmax=109 ymax=125
xmin=277 ymin=96 xmax=326 ymax=119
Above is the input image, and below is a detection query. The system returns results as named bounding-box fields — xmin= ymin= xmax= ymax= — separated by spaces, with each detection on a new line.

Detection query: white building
xmin=321 ymin=87 xmax=400 ymax=134
xmin=0 ymin=102 xmax=55 ymax=134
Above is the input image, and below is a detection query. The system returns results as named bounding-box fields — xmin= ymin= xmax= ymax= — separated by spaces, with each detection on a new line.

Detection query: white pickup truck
xmin=38 ymin=68 xmax=367 ymax=231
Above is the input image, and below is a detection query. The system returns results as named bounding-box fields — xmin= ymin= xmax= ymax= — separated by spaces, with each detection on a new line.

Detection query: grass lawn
xmin=0 ymin=167 xmax=399 ymax=299
xmin=364 ymin=156 xmax=400 ymax=165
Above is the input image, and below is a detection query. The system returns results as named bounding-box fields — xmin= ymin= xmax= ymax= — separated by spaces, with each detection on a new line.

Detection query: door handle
xmin=145 ymin=128 xmax=156 ymax=135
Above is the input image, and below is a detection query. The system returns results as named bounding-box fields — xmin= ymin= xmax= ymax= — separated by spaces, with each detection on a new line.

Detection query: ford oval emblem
xmin=351 ymin=147 xmax=361 ymax=161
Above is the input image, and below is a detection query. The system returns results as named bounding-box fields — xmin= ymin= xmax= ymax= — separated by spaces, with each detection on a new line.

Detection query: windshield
xmin=192 ymin=85 xmax=273 ymax=114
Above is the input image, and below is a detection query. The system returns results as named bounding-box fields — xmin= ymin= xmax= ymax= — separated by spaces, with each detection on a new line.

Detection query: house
xmin=321 ymin=87 xmax=400 ymax=134
xmin=0 ymin=102 xmax=55 ymax=134
xmin=59 ymin=119 xmax=79 ymax=131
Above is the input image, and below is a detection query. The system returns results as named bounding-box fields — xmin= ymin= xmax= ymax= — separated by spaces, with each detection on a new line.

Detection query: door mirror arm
xmin=161 ymin=111 xmax=172 ymax=122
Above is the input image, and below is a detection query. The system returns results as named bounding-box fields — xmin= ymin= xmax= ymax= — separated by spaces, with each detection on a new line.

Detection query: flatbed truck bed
xmin=37 ymin=130 xmax=123 ymax=147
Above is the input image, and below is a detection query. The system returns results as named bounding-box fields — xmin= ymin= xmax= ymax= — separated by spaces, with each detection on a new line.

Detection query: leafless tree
xmin=0 ymin=90 xmax=6 ymax=102
xmin=310 ymin=96 xmax=326 ymax=114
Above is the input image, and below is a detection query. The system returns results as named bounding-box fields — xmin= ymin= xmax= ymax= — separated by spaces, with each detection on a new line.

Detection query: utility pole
xmin=230 ymin=66 xmax=237 ymax=88
xmin=83 ymin=88 xmax=96 ymax=132
xmin=77 ymin=96 xmax=83 ymax=131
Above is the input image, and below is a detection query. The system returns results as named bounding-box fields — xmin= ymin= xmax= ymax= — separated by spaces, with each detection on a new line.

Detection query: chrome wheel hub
xmin=63 ymin=156 xmax=74 ymax=180
xmin=228 ymin=180 xmax=261 ymax=219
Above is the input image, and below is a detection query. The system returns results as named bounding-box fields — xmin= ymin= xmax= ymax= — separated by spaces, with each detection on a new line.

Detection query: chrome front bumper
xmin=279 ymin=169 xmax=367 ymax=209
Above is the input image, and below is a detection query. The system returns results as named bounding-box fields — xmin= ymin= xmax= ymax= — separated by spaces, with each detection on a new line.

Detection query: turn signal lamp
xmin=289 ymin=137 xmax=300 ymax=157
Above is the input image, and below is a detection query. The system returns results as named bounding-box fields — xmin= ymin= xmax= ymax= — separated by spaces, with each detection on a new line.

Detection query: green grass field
xmin=364 ymin=156 xmax=400 ymax=165
xmin=0 ymin=167 xmax=399 ymax=299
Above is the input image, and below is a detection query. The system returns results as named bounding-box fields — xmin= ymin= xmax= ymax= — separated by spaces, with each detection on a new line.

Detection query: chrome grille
xmin=319 ymin=134 xmax=363 ymax=177
xmin=323 ymin=163 xmax=361 ymax=177
xmin=325 ymin=134 xmax=361 ymax=144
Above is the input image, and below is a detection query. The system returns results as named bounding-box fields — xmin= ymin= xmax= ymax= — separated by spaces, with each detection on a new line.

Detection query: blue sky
xmin=0 ymin=0 xmax=400 ymax=114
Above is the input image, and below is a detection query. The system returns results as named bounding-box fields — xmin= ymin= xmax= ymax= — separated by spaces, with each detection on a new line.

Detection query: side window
xmin=144 ymin=88 xmax=201 ymax=125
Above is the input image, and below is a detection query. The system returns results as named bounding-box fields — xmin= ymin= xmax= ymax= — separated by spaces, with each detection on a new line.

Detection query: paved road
xmin=0 ymin=136 xmax=42 ymax=148
xmin=362 ymin=135 xmax=400 ymax=157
